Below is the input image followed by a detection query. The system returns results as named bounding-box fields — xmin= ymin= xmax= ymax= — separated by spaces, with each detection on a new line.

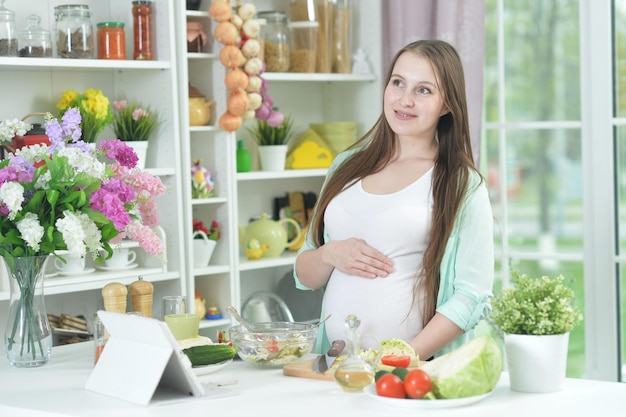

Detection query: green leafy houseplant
xmin=490 ymin=272 xmax=583 ymax=335
xmin=112 ymin=100 xmax=161 ymax=142
xmin=248 ymin=113 xmax=294 ymax=146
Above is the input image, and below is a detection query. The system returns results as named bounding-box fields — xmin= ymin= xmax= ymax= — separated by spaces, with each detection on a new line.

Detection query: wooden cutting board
xmin=283 ymin=358 xmax=335 ymax=381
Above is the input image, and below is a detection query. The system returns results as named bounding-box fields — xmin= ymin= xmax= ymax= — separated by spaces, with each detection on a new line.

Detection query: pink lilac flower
xmin=112 ymin=100 xmax=128 ymax=111
xmin=124 ymin=220 xmax=164 ymax=257
xmin=98 ymin=139 xmax=138 ymax=169
xmin=89 ymin=188 xmax=131 ymax=231
xmin=138 ymin=198 xmax=159 ymax=227
xmin=132 ymin=108 xmax=148 ymax=120
xmin=102 ymin=177 xmax=136 ymax=204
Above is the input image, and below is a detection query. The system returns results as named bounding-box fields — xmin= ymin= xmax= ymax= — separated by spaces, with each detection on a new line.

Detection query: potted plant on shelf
xmin=56 ymin=88 xmax=113 ymax=144
xmin=192 ymin=219 xmax=220 ymax=267
xmin=490 ymin=272 xmax=583 ymax=393
xmin=247 ymin=109 xmax=293 ymax=171
xmin=111 ymin=99 xmax=161 ymax=169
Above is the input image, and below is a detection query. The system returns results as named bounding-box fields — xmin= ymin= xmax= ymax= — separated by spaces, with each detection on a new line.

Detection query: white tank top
xmin=322 ymin=168 xmax=433 ymax=348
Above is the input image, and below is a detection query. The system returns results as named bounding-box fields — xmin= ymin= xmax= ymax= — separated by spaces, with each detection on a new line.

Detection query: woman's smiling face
xmin=383 ymin=51 xmax=449 ymax=141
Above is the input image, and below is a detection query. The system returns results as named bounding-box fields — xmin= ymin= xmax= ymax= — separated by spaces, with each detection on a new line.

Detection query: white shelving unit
xmin=0 ymin=0 xmax=186 ymax=324
xmin=176 ymin=0 xmax=383 ymax=334
xmin=0 ymin=0 xmax=383 ymax=338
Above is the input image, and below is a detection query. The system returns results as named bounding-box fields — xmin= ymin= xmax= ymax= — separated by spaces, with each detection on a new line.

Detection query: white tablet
xmin=85 ymin=310 xmax=205 ymax=406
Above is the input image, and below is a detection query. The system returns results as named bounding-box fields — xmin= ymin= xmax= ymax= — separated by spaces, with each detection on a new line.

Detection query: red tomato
xmin=266 ymin=339 xmax=279 ymax=353
xmin=376 ymin=373 xmax=405 ymax=399
xmin=380 ymin=355 xmax=412 ymax=368
xmin=404 ymin=369 xmax=432 ymax=399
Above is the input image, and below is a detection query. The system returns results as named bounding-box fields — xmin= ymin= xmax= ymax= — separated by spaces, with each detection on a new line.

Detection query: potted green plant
xmin=111 ymin=99 xmax=161 ymax=169
xmin=247 ymin=110 xmax=294 ymax=171
xmin=490 ymin=272 xmax=583 ymax=393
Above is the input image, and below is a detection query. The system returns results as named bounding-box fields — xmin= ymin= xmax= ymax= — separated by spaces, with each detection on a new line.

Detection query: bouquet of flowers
xmin=0 ymin=108 xmax=166 ymax=260
xmin=0 ymin=108 xmax=166 ymax=366
xmin=112 ymin=100 xmax=161 ymax=142
xmin=57 ymin=88 xmax=114 ymax=143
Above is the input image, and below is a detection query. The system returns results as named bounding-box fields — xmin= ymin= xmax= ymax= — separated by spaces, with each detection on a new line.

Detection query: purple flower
xmin=89 ymin=188 xmax=132 ymax=231
xmin=0 ymin=165 xmax=34 ymax=185
xmin=102 ymin=177 xmax=136 ymax=204
xmin=98 ymin=139 xmax=138 ymax=169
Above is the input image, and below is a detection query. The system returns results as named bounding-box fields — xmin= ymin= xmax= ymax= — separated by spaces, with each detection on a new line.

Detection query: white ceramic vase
xmin=258 ymin=145 xmax=288 ymax=171
xmin=505 ymin=333 xmax=569 ymax=393
xmin=192 ymin=231 xmax=216 ymax=267
xmin=125 ymin=141 xmax=149 ymax=169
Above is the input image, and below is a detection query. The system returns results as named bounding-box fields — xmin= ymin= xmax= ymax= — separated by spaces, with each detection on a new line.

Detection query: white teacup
xmin=54 ymin=256 xmax=86 ymax=274
xmin=105 ymin=248 xmax=137 ymax=269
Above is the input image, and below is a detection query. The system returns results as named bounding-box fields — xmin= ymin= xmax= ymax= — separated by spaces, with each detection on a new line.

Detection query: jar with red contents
xmin=132 ymin=0 xmax=153 ymax=60
xmin=97 ymin=21 xmax=125 ymax=60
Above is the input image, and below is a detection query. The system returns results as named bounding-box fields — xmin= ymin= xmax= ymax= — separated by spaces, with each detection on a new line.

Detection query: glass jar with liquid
xmin=333 ymin=314 xmax=376 ymax=392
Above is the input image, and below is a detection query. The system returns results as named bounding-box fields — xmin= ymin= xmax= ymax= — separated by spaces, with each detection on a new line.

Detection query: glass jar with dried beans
xmin=257 ymin=11 xmax=290 ymax=72
xmin=0 ymin=0 xmax=17 ymax=57
xmin=132 ymin=0 xmax=154 ymax=60
xmin=53 ymin=4 xmax=94 ymax=59
xmin=18 ymin=14 xmax=52 ymax=58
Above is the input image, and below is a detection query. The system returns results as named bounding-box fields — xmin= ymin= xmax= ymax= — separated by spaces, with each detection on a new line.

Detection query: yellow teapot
xmin=239 ymin=213 xmax=302 ymax=259
xmin=188 ymin=97 xmax=214 ymax=126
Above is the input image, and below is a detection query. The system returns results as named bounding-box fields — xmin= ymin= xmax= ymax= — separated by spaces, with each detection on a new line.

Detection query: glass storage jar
xmin=132 ymin=0 xmax=154 ymax=60
xmin=97 ymin=21 xmax=125 ymax=60
xmin=289 ymin=21 xmax=318 ymax=73
xmin=18 ymin=14 xmax=51 ymax=57
xmin=54 ymin=4 xmax=94 ymax=59
xmin=256 ymin=11 xmax=290 ymax=72
xmin=0 ymin=0 xmax=17 ymax=57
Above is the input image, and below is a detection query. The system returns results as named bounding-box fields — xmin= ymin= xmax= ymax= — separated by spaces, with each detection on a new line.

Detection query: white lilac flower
xmin=0 ymin=182 xmax=25 ymax=220
xmin=78 ymin=213 xmax=103 ymax=254
xmin=57 ymin=147 xmax=106 ymax=180
xmin=0 ymin=119 xmax=32 ymax=144
xmin=12 ymin=143 xmax=49 ymax=165
xmin=55 ymin=211 xmax=87 ymax=258
xmin=16 ymin=212 xmax=44 ymax=251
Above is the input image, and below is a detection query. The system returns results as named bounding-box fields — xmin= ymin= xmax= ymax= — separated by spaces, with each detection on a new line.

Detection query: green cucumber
xmin=183 ymin=344 xmax=236 ymax=366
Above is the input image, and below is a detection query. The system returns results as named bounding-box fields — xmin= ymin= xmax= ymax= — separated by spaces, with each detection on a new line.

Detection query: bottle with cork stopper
xmin=129 ymin=276 xmax=154 ymax=318
xmin=102 ymin=282 xmax=128 ymax=313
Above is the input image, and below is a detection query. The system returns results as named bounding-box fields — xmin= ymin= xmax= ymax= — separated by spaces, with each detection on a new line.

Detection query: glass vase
xmin=3 ymin=255 xmax=53 ymax=368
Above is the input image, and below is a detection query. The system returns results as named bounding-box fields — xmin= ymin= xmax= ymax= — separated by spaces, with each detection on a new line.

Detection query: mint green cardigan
xmin=293 ymin=150 xmax=495 ymax=357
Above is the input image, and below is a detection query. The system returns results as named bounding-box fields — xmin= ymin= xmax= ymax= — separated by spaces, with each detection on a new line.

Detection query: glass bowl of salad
xmin=229 ymin=322 xmax=317 ymax=366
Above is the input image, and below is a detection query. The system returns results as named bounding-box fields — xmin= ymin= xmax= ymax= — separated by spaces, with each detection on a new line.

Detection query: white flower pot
xmin=505 ymin=333 xmax=569 ymax=393
xmin=125 ymin=141 xmax=149 ymax=169
xmin=258 ymin=145 xmax=288 ymax=171
xmin=192 ymin=231 xmax=216 ymax=267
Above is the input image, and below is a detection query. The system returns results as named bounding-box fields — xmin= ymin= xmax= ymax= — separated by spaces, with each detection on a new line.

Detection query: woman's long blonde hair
xmin=309 ymin=40 xmax=482 ymax=327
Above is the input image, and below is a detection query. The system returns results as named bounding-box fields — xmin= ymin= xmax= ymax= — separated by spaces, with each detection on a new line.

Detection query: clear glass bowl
xmin=229 ymin=322 xmax=317 ymax=366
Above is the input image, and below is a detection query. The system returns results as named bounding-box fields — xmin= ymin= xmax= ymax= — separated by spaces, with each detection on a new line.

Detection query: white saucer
xmin=57 ymin=267 xmax=96 ymax=276
xmin=45 ymin=272 xmax=59 ymax=278
xmin=97 ymin=262 xmax=139 ymax=272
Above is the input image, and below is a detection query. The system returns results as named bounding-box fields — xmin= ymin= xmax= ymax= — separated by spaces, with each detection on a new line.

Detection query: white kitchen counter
xmin=0 ymin=342 xmax=624 ymax=417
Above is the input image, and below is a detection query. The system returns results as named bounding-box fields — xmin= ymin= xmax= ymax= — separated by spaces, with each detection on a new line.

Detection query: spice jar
xmin=54 ymin=4 xmax=94 ymax=59
xmin=132 ymin=0 xmax=153 ymax=60
xmin=97 ymin=21 xmax=125 ymax=60
xmin=256 ymin=11 xmax=289 ymax=72
xmin=18 ymin=14 xmax=52 ymax=58
xmin=186 ymin=21 xmax=206 ymax=53
xmin=289 ymin=21 xmax=318 ymax=73
xmin=0 ymin=0 xmax=17 ymax=57
xmin=332 ymin=0 xmax=352 ymax=73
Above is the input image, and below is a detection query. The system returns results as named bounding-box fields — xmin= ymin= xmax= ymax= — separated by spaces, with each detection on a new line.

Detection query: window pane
xmin=506 ymin=260 xmax=585 ymax=378
xmin=503 ymin=129 xmax=582 ymax=253
xmin=615 ymin=0 xmax=626 ymax=117
xmin=483 ymin=0 xmax=499 ymax=123
xmin=616 ymin=127 xmax=626 ymax=254
xmin=502 ymin=0 xmax=580 ymax=122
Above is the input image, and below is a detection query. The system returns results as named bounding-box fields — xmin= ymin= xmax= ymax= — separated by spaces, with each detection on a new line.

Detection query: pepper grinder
xmin=102 ymin=282 xmax=128 ymax=313
xmin=129 ymin=276 xmax=153 ymax=317
xmin=333 ymin=314 xmax=376 ymax=392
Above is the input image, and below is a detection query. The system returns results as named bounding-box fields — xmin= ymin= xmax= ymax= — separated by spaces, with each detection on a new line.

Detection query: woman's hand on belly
xmin=323 ymin=238 xmax=394 ymax=279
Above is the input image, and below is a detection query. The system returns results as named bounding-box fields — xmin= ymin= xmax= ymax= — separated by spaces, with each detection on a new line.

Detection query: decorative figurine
xmin=191 ymin=159 xmax=215 ymax=198
xmin=205 ymin=302 xmax=223 ymax=320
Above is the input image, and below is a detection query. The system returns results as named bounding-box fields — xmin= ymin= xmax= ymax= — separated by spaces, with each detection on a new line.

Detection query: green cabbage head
xmin=421 ymin=335 xmax=502 ymax=399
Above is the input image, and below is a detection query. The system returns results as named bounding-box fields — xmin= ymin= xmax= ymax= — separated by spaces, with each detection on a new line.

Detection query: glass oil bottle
xmin=333 ymin=314 xmax=375 ymax=392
